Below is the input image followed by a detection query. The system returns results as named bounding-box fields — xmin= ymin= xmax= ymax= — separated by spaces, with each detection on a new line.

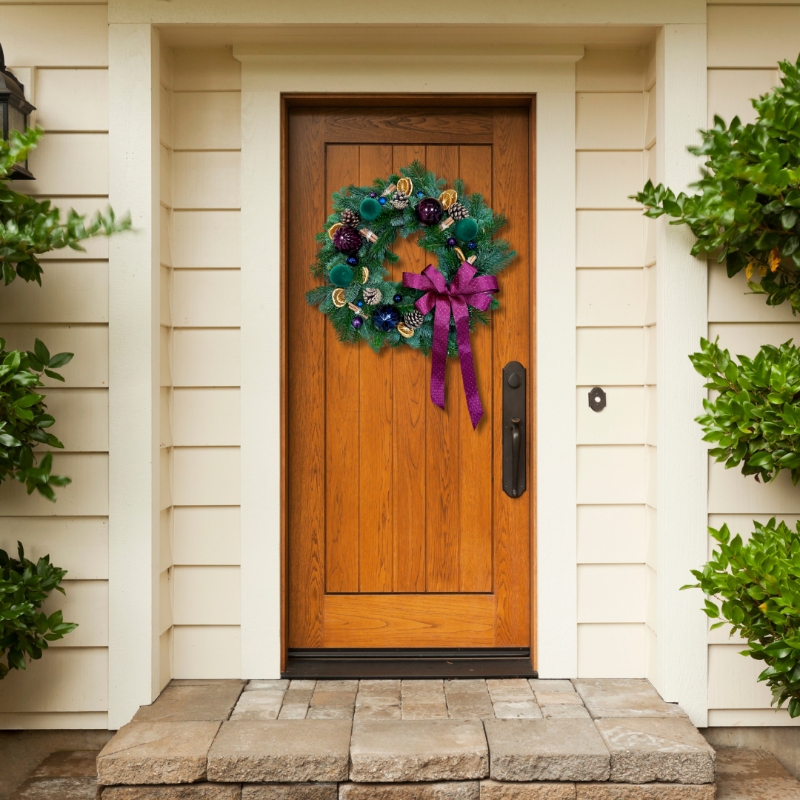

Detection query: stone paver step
xmin=93 ymin=678 xmax=721 ymax=794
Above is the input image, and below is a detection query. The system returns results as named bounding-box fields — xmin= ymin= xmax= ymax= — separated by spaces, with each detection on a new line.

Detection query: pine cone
xmin=448 ymin=202 xmax=469 ymax=221
xmin=391 ymin=191 xmax=409 ymax=210
xmin=363 ymin=287 xmax=383 ymax=306
xmin=404 ymin=309 xmax=424 ymax=329
xmin=340 ymin=208 xmax=360 ymax=228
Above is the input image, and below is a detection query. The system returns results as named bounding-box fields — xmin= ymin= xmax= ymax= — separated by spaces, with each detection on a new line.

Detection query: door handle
xmin=503 ymin=362 xmax=526 ymax=498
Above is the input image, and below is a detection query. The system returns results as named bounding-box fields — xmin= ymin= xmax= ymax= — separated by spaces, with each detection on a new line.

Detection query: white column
xmin=108 ymin=23 xmax=161 ymax=728
xmin=656 ymin=23 xmax=709 ymax=726
xmin=536 ymin=85 xmax=579 ymax=679
xmin=238 ymin=73 xmax=283 ymax=678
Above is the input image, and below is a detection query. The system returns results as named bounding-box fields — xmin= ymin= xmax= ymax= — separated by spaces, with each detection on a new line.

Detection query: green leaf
xmin=33 ymin=339 xmax=50 ymax=366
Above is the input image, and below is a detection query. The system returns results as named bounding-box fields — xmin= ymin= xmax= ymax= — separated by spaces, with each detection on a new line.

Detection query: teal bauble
xmin=455 ymin=217 xmax=479 ymax=242
xmin=359 ymin=197 xmax=382 ymax=221
xmin=329 ymin=264 xmax=354 ymax=287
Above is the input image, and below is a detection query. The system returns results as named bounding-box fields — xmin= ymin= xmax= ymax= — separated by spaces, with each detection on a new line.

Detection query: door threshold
xmin=283 ymin=648 xmax=538 ymax=679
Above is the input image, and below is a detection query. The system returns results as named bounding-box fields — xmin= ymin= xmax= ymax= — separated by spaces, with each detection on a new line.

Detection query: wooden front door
xmin=286 ymin=100 xmax=533 ymax=653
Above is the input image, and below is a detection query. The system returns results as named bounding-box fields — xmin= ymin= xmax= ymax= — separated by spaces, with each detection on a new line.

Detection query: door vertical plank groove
xmin=423 ymin=145 xmax=461 ymax=594
xmin=287 ymin=111 xmax=327 ymax=647
xmin=457 ymin=145 xmax=494 ymax=593
xmin=358 ymin=145 xmax=394 ymax=592
xmin=392 ymin=144 xmax=427 ymax=593
xmin=324 ymin=145 xmax=361 ymax=593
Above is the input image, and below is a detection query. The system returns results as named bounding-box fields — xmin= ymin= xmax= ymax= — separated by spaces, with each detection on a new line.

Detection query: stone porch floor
xmin=90 ymin=678 xmax=725 ymax=798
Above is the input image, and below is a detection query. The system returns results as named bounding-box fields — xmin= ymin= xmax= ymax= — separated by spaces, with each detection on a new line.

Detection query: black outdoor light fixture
xmin=0 ymin=42 xmax=36 ymax=180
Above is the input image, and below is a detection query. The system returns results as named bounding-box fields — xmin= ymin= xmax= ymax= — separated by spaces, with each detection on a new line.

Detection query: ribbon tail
xmin=451 ymin=296 xmax=483 ymax=429
xmin=429 ymin=295 xmax=451 ymax=410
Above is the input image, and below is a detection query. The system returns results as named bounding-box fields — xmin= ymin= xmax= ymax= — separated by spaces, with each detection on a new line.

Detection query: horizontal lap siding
xmin=707 ymin=4 xmax=800 ymax=726
xmin=160 ymin=47 xmax=175 ymax=690
xmin=575 ymin=48 xmax=652 ymax=680
xmin=0 ymin=3 xmax=110 ymax=727
xmin=169 ymin=47 xmax=242 ymax=679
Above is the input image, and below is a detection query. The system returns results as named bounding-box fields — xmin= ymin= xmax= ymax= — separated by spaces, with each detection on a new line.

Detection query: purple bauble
xmin=416 ymin=197 xmax=443 ymax=226
xmin=333 ymin=225 xmax=362 ymax=254
xmin=447 ymin=237 xmax=457 ymax=247
xmin=352 ymin=317 xmax=364 ymax=329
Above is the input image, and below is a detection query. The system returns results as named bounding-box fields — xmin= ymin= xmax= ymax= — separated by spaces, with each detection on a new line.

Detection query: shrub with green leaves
xmin=0 ymin=338 xmax=73 ymax=499
xmin=0 ymin=542 xmax=76 ymax=679
xmin=690 ymin=338 xmax=800 ymax=483
xmin=1 ymin=127 xmax=130 ymax=286
xmin=1 ymin=126 xmax=130 ymax=499
xmin=635 ymin=54 xmax=800 ymax=312
xmin=686 ymin=519 xmax=800 ymax=717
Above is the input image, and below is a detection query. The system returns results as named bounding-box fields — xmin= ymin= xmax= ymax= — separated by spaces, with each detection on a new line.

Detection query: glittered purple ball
xmin=369 ymin=192 xmax=377 ymax=198
xmin=447 ymin=237 xmax=457 ymax=247
xmin=416 ymin=197 xmax=443 ymax=226
xmin=333 ymin=226 xmax=362 ymax=254
xmin=352 ymin=317 xmax=364 ymax=329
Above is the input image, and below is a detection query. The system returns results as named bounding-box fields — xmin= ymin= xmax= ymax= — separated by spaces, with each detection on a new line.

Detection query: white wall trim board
xmin=655 ymin=24 xmax=709 ymax=727
xmin=235 ymin=50 xmax=580 ymax=679
xmin=110 ymin=0 xmax=705 ymax=25
xmin=108 ymin=24 xmax=162 ymax=729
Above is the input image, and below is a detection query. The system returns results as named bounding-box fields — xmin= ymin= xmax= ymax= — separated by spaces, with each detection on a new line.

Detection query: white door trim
xmin=234 ymin=49 xmax=581 ymax=680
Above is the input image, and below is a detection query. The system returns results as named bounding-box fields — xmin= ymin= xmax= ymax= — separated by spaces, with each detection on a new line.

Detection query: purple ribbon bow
xmin=403 ymin=263 xmax=498 ymax=429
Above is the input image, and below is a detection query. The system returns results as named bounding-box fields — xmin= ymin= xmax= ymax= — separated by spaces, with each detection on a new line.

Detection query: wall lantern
xmin=0 ymin=42 xmax=36 ymax=180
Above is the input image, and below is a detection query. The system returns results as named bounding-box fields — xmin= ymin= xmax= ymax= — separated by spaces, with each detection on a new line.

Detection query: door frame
xmin=234 ymin=48 xmax=580 ymax=680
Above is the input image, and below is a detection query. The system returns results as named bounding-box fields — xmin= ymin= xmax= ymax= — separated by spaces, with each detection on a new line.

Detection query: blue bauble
xmin=416 ymin=191 xmax=424 ymax=198
xmin=357 ymin=301 xmax=364 ymax=307
xmin=379 ymin=197 xmax=387 ymax=205
xmin=372 ymin=305 xmax=401 ymax=332
xmin=468 ymin=241 xmax=477 ymax=250
xmin=393 ymin=294 xmax=403 ymax=303
xmin=346 ymin=256 xmax=358 ymax=266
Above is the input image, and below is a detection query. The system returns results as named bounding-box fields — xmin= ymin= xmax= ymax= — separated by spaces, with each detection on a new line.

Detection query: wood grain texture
xmin=457 ymin=145 xmax=493 ymax=594
xmin=423 ymin=145 xmax=462 ymax=594
xmin=323 ymin=109 xmax=493 ymax=143
xmin=324 ymin=145 xmax=360 ymax=594
xmin=287 ymin=103 xmax=532 ymax=650
xmin=358 ymin=145 xmax=394 ymax=593
xmin=492 ymin=108 xmax=531 ymax=646
xmin=287 ymin=110 xmax=326 ymax=647
xmin=391 ymin=144 xmax=427 ymax=594
xmin=324 ymin=594 xmax=495 ymax=648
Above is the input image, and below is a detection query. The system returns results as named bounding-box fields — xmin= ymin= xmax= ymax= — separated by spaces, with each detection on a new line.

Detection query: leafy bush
xmin=1 ymin=126 xmax=130 ymax=499
xmin=1 ymin=128 xmax=130 ymax=286
xmin=635 ymin=54 xmax=800 ymax=312
xmin=0 ymin=542 xmax=76 ymax=679
xmin=690 ymin=338 xmax=800 ymax=483
xmin=686 ymin=519 xmax=800 ymax=717
xmin=0 ymin=338 xmax=73 ymax=499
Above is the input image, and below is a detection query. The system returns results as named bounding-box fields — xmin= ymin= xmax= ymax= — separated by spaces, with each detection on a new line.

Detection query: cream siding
xmin=706 ymin=2 xmax=800 ymax=726
xmin=168 ymin=47 xmax=242 ymax=679
xmin=575 ymin=46 xmax=654 ymax=680
xmin=159 ymin=44 xmax=175 ymax=691
xmin=0 ymin=2 xmax=111 ymax=729
xmin=0 ymin=1 xmax=797 ymax=729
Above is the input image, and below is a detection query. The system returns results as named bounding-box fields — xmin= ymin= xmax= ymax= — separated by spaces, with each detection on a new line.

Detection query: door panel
xmin=287 ymin=104 xmax=533 ymax=650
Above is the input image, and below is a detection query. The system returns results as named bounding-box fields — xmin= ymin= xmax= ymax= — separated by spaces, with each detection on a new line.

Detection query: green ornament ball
xmin=329 ymin=264 xmax=354 ymax=287
xmin=455 ymin=217 xmax=479 ymax=242
xmin=359 ymin=197 xmax=382 ymax=221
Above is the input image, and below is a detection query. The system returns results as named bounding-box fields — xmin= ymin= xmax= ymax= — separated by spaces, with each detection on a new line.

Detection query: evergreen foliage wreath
xmin=306 ymin=161 xmax=516 ymax=358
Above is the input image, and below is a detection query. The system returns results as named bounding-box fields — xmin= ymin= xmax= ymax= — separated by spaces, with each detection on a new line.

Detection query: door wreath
xmin=306 ymin=161 xmax=516 ymax=428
